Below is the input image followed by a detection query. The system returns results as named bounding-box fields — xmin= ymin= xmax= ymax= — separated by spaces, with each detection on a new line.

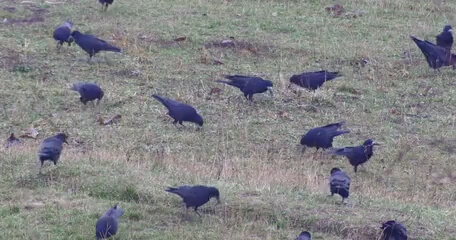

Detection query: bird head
xmin=363 ymin=139 xmax=380 ymax=147
xmin=194 ymin=114 xmax=204 ymax=127
xmin=380 ymin=220 xmax=397 ymax=229
xmin=105 ymin=203 xmax=125 ymax=219
xmin=444 ymin=25 xmax=453 ymax=33
xmin=70 ymin=30 xmax=82 ymax=39
xmin=63 ymin=20 xmax=73 ymax=29
xmin=298 ymin=231 xmax=312 ymax=238
xmin=209 ymin=187 xmax=220 ymax=204
xmin=55 ymin=133 xmax=69 ymax=144
xmin=330 ymin=167 xmax=342 ymax=175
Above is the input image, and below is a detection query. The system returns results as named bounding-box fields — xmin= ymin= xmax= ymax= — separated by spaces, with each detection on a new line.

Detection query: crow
xmin=410 ymin=35 xmax=456 ymax=69
xmin=71 ymin=31 xmax=122 ymax=62
xmin=99 ymin=0 xmax=114 ymax=11
xmin=96 ymin=204 xmax=124 ymax=240
xmin=290 ymin=70 xmax=342 ymax=91
xmin=381 ymin=220 xmax=408 ymax=240
xmin=329 ymin=167 xmax=350 ymax=204
xmin=152 ymin=95 xmax=203 ymax=127
xmin=165 ymin=185 xmax=220 ymax=216
xmin=5 ymin=133 xmax=21 ymax=148
xmin=53 ymin=21 xmax=73 ymax=50
xmin=329 ymin=139 xmax=379 ymax=173
xmin=38 ymin=133 xmax=68 ymax=172
xmin=296 ymin=231 xmax=312 ymax=240
xmin=436 ymin=25 xmax=453 ymax=51
xmin=216 ymin=75 xmax=273 ymax=101
xmin=71 ymin=82 xmax=104 ymax=105
xmin=300 ymin=121 xmax=349 ymax=153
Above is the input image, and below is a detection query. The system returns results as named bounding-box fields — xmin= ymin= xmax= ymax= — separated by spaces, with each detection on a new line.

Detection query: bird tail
xmin=152 ymin=94 xmax=172 ymax=108
xmin=328 ymin=71 xmax=342 ymax=78
xmin=333 ymin=130 xmax=350 ymax=137
xmin=104 ymin=44 xmax=122 ymax=53
xmin=410 ymin=35 xmax=427 ymax=51
xmin=216 ymin=80 xmax=237 ymax=87
xmin=328 ymin=147 xmax=348 ymax=156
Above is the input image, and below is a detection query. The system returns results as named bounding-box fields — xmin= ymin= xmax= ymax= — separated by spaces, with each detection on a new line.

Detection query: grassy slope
xmin=1 ymin=0 xmax=456 ymax=239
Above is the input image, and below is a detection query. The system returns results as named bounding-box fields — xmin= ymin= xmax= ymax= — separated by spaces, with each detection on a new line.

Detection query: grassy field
xmin=1 ymin=0 xmax=456 ymax=239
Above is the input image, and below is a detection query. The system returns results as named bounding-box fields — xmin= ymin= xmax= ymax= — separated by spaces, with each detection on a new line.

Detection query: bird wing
xmin=330 ymin=172 xmax=350 ymax=188
xmin=330 ymin=146 xmax=357 ymax=157
xmin=411 ymin=36 xmax=449 ymax=68
xmin=39 ymin=138 xmax=63 ymax=155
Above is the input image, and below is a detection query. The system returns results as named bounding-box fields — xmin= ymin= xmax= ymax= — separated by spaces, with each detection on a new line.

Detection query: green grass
xmin=1 ymin=0 xmax=456 ymax=239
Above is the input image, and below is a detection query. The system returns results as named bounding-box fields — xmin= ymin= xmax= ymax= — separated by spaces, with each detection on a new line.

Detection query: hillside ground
xmin=1 ymin=0 xmax=456 ymax=239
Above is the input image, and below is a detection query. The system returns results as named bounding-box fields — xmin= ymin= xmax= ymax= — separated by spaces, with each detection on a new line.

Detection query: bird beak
xmin=372 ymin=142 xmax=380 ymax=146
xmin=449 ymin=29 xmax=453 ymax=33
xmin=267 ymin=87 xmax=273 ymax=97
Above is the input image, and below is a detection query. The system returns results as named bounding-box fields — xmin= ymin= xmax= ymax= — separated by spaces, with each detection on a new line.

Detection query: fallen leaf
xmin=174 ymin=36 xmax=187 ymax=42
xmin=209 ymin=88 xmax=223 ymax=95
xmin=213 ymin=58 xmax=224 ymax=65
xmin=6 ymin=133 xmax=21 ymax=148
xmin=325 ymin=4 xmax=344 ymax=16
xmin=19 ymin=127 xmax=39 ymax=139
xmin=98 ymin=114 xmax=122 ymax=125
xmin=277 ymin=111 xmax=292 ymax=120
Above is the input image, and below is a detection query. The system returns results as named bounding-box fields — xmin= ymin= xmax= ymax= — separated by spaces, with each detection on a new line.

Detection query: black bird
xmin=96 ymin=204 xmax=124 ymax=240
xmin=380 ymin=220 xmax=408 ymax=240
xmin=6 ymin=133 xmax=21 ymax=148
xmin=71 ymin=82 xmax=104 ymax=105
xmin=152 ymin=95 xmax=203 ymax=127
xmin=436 ymin=25 xmax=453 ymax=51
xmin=216 ymin=75 xmax=273 ymax=101
xmin=300 ymin=121 xmax=349 ymax=153
xmin=410 ymin=35 xmax=456 ymax=69
xmin=165 ymin=185 xmax=220 ymax=216
xmin=99 ymin=0 xmax=114 ymax=11
xmin=296 ymin=231 xmax=312 ymax=240
xmin=329 ymin=167 xmax=350 ymax=203
xmin=53 ymin=21 xmax=73 ymax=50
xmin=71 ymin=31 xmax=122 ymax=61
xmin=330 ymin=139 xmax=379 ymax=172
xmin=38 ymin=133 xmax=68 ymax=172
xmin=290 ymin=70 xmax=342 ymax=91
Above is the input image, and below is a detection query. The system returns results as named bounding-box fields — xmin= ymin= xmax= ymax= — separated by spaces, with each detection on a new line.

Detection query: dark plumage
xmin=381 ymin=220 xmax=408 ymax=240
xmin=96 ymin=204 xmax=124 ymax=240
xmin=38 ymin=133 xmax=68 ymax=171
xmin=330 ymin=139 xmax=379 ymax=172
xmin=152 ymin=95 xmax=203 ymax=127
xmin=99 ymin=0 xmax=114 ymax=11
xmin=6 ymin=133 xmax=21 ymax=148
xmin=300 ymin=121 xmax=349 ymax=152
xmin=216 ymin=75 xmax=273 ymax=101
xmin=71 ymin=82 xmax=104 ymax=105
xmin=296 ymin=231 xmax=312 ymax=240
xmin=410 ymin=35 xmax=456 ymax=69
xmin=436 ymin=25 xmax=453 ymax=51
xmin=329 ymin=168 xmax=350 ymax=203
xmin=290 ymin=70 xmax=342 ymax=91
xmin=165 ymin=185 xmax=220 ymax=216
xmin=53 ymin=21 xmax=73 ymax=49
xmin=71 ymin=31 xmax=122 ymax=61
